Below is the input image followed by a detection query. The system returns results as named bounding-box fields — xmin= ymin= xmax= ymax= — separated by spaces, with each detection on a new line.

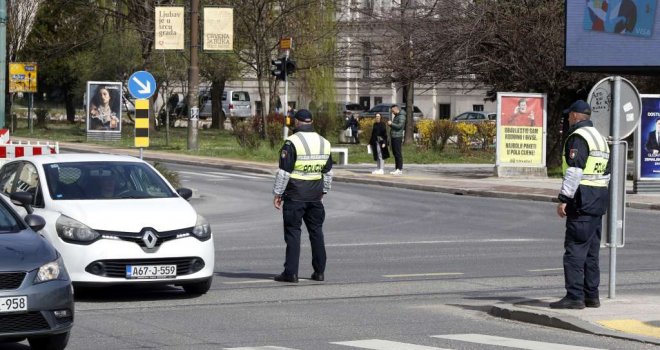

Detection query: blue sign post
xmin=128 ymin=71 xmax=156 ymax=99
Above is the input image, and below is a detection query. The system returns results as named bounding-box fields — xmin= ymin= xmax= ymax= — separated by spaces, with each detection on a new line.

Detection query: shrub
xmin=232 ymin=120 xmax=262 ymax=150
xmin=416 ymin=119 xmax=435 ymax=149
xmin=152 ymin=162 xmax=181 ymax=188
xmin=436 ymin=120 xmax=456 ymax=152
xmin=35 ymin=108 xmax=49 ymax=128
xmin=455 ymin=122 xmax=477 ymax=154
xmin=475 ymin=122 xmax=497 ymax=150
xmin=358 ymin=118 xmax=374 ymax=145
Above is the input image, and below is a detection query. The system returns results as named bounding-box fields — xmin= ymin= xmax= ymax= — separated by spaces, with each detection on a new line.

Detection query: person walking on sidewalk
xmin=370 ymin=113 xmax=390 ymax=174
xmin=347 ymin=114 xmax=360 ymax=144
xmin=388 ymin=104 xmax=406 ymax=175
xmin=272 ymin=109 xmax=333 ymax=283
xmin=550 ymin=100 xmax=610 ymax=310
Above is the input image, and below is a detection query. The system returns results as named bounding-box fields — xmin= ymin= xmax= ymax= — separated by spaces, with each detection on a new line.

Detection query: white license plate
xmin=0 ymin=296 xmax=28 ymax=313
xmin=125 ymin=265 xmax=176 ymax=279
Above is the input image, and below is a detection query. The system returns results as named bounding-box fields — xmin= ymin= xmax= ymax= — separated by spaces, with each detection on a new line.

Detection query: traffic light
xmin=271 ymin=59 xmax=285 ymax=81
xmin=271 ymin=57 xmax=297 ymax=81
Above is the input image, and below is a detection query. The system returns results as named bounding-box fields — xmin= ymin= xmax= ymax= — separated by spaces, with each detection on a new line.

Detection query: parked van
xmin=200 ymin=90 xmax=252 ymax=118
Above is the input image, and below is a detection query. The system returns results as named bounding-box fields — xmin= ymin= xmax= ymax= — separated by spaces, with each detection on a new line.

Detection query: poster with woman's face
xmin=86 ymin=82 xmax=122 ymax=132
xmin=500 ymin=96 xmax=544 ymax=127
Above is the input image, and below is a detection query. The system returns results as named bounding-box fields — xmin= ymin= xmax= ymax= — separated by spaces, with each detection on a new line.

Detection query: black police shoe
xmin=549 ymin=297 xmax=585 ymax=309
xmin=585 ymin=298 xmax=601 ymax=308
xmin=274 ymin=273 xmax=298 ymax=283
xmin=310 ymin=272 xmax=324 ymax=281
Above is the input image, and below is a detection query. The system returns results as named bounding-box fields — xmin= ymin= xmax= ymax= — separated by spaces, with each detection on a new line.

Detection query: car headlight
xmin=34 ymin=257 xmax=67 ymax=284
xmin=56 ymin=215 xmax=100 ymax=243
xmin=191 ymin=215 xmax=212 ymax=241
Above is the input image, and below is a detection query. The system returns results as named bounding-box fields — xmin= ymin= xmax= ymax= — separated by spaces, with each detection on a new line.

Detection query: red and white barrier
xmin=0 ymin=129 xmax=59 ymax=164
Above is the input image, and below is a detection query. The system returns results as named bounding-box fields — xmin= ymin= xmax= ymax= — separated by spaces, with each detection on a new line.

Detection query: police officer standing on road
xmin=550 ymin=100 xmax=610 ymax=310
xmin=272 ymin=109 xmax=333 ymax=283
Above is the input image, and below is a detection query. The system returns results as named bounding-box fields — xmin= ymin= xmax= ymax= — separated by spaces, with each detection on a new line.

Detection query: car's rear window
xmin=43 ymin=162 xmax=177 ymax=200
xmin=232 ymin=92 xmax=250 ymax=102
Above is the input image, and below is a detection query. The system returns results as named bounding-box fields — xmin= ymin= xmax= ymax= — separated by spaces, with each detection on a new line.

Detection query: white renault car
xmin=0 ymin=154 xmax=214 ymax=294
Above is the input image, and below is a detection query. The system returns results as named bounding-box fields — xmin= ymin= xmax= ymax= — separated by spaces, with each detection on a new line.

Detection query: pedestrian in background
xmin=370 ymin=113 xmax=390 ymax=175
xmin=388 ymin=104 xmax=406 ymax=175
xmin=551 ymin=100 xmax=610 ymax=310
xmin=272 ymin=109 xmax=333 ymax=283
xmin=347 ymin=114 xmax=360 ymax=144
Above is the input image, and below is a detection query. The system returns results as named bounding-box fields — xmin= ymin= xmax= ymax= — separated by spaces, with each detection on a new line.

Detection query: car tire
xmin=182 ymin=277 xmax=213 ymax=295
xmin=28 ymin=332 xmax=70 ymax=350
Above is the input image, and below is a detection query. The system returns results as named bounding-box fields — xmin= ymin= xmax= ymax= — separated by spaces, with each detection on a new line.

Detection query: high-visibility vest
xmin=288 ymin=132 xmax=331 ymax=181
xmin=562 ymin=126 xmax=610 ymax=187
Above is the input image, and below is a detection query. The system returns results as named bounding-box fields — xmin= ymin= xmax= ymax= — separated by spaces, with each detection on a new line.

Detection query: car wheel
xmin=182 ymin=277 xmax=213 ymax=295
xmin=28 ymin=332 xmax=70 ymax=350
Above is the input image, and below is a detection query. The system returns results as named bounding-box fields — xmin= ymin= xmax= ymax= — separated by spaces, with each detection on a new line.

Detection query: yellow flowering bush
xmin=455 ymin=122 xmax=477 ymax=154
xmin=436 ymin=120 xmax=456 ymax=152
xmin=475 ymin=122 xmax=497 ymax=150
xmin=416 ymin=119 xmax=435 ymax=149
xmin=359 ymin=118 xmax=374 ymax=144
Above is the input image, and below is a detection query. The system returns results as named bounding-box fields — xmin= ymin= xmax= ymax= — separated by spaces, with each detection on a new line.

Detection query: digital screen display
xmin=566 ymin=1 xmax=660 ymax=70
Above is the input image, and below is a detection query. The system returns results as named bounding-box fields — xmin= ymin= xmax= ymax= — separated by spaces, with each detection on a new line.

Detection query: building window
xmin=363 ymin=0 xmax=374 ymax=14
xmin=362 ymin=42 xmax=371 ymax=79
xmin=374 ymin=96 xmax=383 ymax=105
xmin=438 ymin=103 xmax=451 ymax=119
xmin=473 ymin=104 xmax=484 ymax=111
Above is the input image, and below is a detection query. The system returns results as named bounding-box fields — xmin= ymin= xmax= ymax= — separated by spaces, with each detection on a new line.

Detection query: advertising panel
xmin=638 ymin=95 xmax=660 ymax=179
xmin=9 ymin=62 xmax=38 ymax=93
xmin=155 ymin=6 xmax=185 ymax=50
xmin=566 ymin=1 xmax=660 ymax=70
xmin=496 ymin=93 xmax=547 ymax=167
xmin=203 ymin=7 xmax=233 ymax=51
xmin=86 ymin=82 xmax=122 ymax=133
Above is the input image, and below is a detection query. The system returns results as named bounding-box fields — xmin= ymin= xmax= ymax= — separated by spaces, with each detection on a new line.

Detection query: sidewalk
xmin=17 ymin=138 xmax=660 ymax=346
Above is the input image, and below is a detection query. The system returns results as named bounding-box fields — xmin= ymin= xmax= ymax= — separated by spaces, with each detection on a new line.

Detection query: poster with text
xmin=155 ymin=7 xmax=185 ymax=50
xmin=203 ymin=7 xmax=233 ymax=51
xmin=638 ymin=95 xmax=660 ymax=179
xmin=496 ymin=93 xmax=547 ymax=166
xmin=86 ymin=82 xmax=122 ymax=133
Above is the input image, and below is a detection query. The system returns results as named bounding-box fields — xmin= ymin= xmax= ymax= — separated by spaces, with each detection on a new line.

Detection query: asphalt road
xmin=8 ymin=163 xmax=659 ymax=350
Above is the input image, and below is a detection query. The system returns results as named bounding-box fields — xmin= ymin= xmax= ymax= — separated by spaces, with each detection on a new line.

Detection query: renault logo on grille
xmin=142 ymin=231 xmax=157 ymax=249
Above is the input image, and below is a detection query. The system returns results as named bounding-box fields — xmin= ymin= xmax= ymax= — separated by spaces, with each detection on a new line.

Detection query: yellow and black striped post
xmin=135 ymin=99 xmax=149 ymax=148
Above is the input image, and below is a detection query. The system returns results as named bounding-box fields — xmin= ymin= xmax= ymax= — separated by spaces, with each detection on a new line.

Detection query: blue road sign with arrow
xmin=128 ymin=71 xmax=156 ymax=99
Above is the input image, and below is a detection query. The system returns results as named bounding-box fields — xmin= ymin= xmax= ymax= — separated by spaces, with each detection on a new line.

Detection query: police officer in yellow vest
xmin=272 ymin=109 xmax=333 ymax=283
xmin=551 ymin=100 xmax=610 ymax=309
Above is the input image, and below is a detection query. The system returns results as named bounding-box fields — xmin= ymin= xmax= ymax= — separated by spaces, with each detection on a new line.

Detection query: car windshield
xmin=0 ymin=199 xmax=23 ymax=233
xmin=43 ymin=162 xmax=177 ymax=200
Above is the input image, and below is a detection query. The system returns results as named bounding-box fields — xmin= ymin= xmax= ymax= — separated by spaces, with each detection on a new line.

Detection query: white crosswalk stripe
xmin=332 ymin=339 xmax=451 ymax=350
xmin=431 ymin=334 xmax=607 ymax=350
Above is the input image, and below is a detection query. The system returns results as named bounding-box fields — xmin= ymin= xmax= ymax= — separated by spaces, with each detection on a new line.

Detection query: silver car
xmin=0 ymin=194 xmax=73 ymax=350
xmin=452 ymin=111 xmax=496 ymax=124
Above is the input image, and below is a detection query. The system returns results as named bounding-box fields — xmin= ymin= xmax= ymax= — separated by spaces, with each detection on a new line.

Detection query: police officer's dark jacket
xmin=274 ymin=124 xmax=333 ymax=202
xmin=559 ymin=120 xmax=610 ymax=217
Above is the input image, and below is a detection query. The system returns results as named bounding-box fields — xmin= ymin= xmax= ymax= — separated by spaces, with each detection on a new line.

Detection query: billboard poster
xmin=9 ymin=62 xmax=38 ymax=93
xmin=86 ymin=82 xmax=122 ymax=133
xmin=566 ymin=1 xmax=660 ymax=70
xmin=638 ymin=95 xmax=660 ymax=179
xmin=155 ymin=6 xmax=185 ymax=50
xmin=496 ymin=93 xmax=547 ymax=166
xmin=203 ymin=7 xmax=233 ymax=51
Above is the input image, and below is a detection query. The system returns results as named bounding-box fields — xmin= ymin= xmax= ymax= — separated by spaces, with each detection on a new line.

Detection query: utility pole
xmin=187 ymin=0 xmax=200 ymax=150
xmin=0 ymin=0 xmax=7 ymax=128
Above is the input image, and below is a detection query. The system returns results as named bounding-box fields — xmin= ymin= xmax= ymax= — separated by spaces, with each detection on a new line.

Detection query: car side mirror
xmin=24 ymin=214 xmax=46 ymax=232
xmin=176 ymin=188 xmax=193 ymax=200
xmin=10 ymin=192 xmax=34 ymax=214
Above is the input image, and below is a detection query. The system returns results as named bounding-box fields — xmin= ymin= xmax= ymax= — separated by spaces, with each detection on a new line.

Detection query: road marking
xmin=210 ymin=171 xmax=270 ymax=179
xmin=383 ymin=273 xmax=463 ymax=278
xmin=332 ymin=339 xmax=451 ymax=350
xmin=219 ymin=238 xmax=547 ymax=252
xmin=598 ymin=319 xmax=660 ymax=338
xmin=222 ymin=280 xmax=274 ymax=285
xmin=432 ymin=334 xmax=606 ymax=350
xmin=528 ymin=268 xmax=563 ymax=272
xmin=225 ymin=347 xmax=298 ymax=350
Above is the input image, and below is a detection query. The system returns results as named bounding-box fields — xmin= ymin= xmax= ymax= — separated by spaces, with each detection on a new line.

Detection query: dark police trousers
xmin=282 ymin=199 xmax=326 ymax=276
xmin=563 ymin=214 xmax=602 ymax=301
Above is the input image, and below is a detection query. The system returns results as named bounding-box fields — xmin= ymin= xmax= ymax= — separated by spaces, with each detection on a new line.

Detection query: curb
xmin=489 ymin=302 xmax=660 ymax=346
